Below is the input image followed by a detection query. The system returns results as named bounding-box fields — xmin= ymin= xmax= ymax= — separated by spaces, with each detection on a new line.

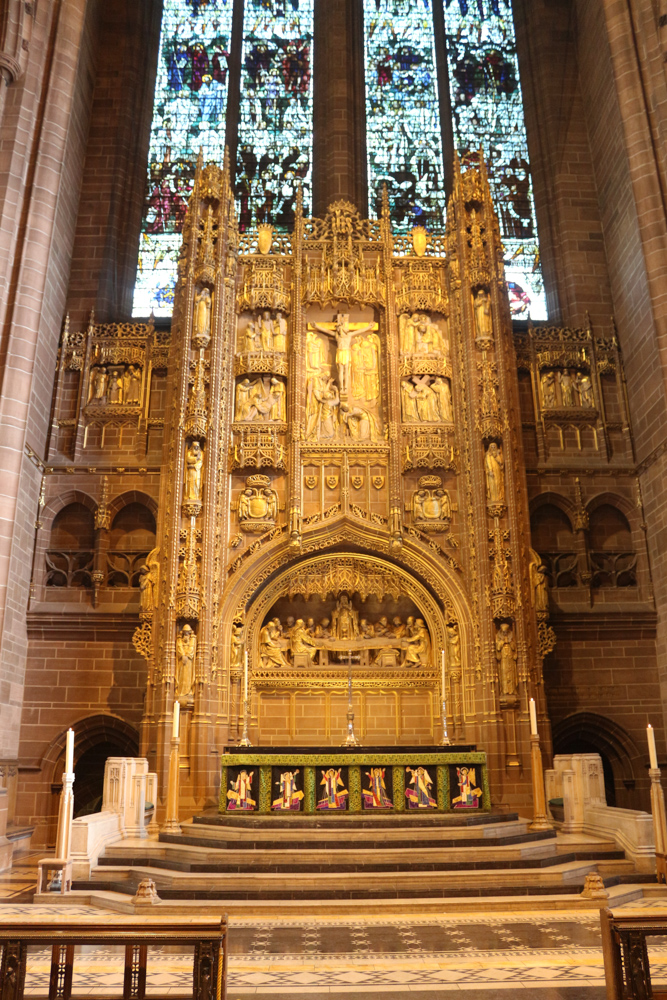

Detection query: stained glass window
xmin=442 ymin=0 xmax=546 ymax=319
xmin=235 ymin=0 xmax=314 ymax=233
xmin=363 ymin=0 xmax=447 ymax=231
xmin=132 ymin=0 xmax=234 ymax=318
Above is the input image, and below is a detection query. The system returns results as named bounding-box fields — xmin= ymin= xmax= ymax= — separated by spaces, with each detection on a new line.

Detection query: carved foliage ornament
xmin=286 ymin=557 xmax=407 ymax=602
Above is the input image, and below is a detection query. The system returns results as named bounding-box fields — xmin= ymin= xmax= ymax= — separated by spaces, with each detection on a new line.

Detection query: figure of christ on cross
xmin=310 ymin=314 xmax=378 ymax=397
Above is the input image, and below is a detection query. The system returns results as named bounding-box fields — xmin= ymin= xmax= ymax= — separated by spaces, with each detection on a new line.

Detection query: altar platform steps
xmin=161 ymin=812 xmax=556 ymax=852
xmin=75 ymin=813 xmax=635 ymax=901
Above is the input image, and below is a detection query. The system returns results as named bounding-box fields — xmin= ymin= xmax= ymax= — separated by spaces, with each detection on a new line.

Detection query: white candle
xmin=243 ymin=650 xmax=248 ymax=703
xmin=65 ymin=728 xmax=74 ymax=773
xmin=172 ymin=700 xmax=180 ymax=739
xmin=441 ymin=648 xmax=446 ymax=698
xmin=648 ymin=724 xmax=658 ymax=769
xmin=529 ymin=698 xmax=538 ymax=736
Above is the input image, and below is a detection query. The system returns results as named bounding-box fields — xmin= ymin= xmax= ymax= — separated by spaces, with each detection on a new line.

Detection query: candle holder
xmin=439 ymin=699 xmax=452 ymax=746
xmin=162 ymin=734 xmax=182 ymax=833
xmin=238 ymin=696 xmax=253 ymax=747
xmin=649 ymin=766 xmax=667 ymax=884
xmin=529 ymin=733 xmax=553 ymax=832
xmin=37 ymin=769 xmax=75 ymax=894
xmin=341 ymin=653 xmax=361 ymax=747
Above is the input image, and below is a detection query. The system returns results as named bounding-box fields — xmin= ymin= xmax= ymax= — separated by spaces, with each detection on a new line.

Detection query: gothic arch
xmin=40 ymin=489 xmax=97 ymax=536
xmin=552 ymin=711 xmax=642 ymax=804
xmin=41 ymin=713 xmax=139 ymax=784
xmin=528 ymin=491 xmax=576 ymax=526
xmin=107 ymin=489 xmax=158 ymax=521
xmin=220 ymin=515 xmax=475 ymax=679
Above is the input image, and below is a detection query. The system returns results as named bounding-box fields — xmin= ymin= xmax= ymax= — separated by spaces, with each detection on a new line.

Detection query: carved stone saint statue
xmin=175 ymin=624 xmax=196 ymax=698
xmin=331 ymin=593 xmax=359 ymax=640
xmin=540 ymin=371 xmax=556 ymax=408
xmin=473 ymin=288 xmax=493 ymax=341
xmin=529 ymin=548 xmax=550 ymax=615
xmin=138 ymin=547 xmax=160 ymax=615
xmin=230 ymin=623 xmax=244 ymax=673
xmin=260 ymin=619 xmax=289 ymax=668
xmin=496 ymin=623 xmax=517 ymax=698
xmin=484 ymin=442 xmax=505 ymax=504
xmin=402 ymin=619 xmax=432 ymax=668
xmin=184 ymin=440 xmax=203 ymax=502
xmin=446 ymin=623 xmax=462 ymax=670
xmin=575 ymin=371 xmax=594 ymax=407
xmin=193 ymin=287 xmax=212 ymax=347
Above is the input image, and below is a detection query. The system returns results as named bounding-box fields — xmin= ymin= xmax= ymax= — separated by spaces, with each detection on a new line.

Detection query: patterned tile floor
xmin=2 ymin=855 xmax=667 ymax=997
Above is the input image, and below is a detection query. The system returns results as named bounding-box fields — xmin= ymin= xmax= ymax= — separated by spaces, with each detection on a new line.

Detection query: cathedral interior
xmin=1 ymin=0 xmax=667 ymax=996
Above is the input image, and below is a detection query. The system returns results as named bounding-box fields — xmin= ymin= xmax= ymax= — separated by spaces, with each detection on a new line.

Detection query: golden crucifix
xmin=309 ymin=313 xmax=378 ymax=396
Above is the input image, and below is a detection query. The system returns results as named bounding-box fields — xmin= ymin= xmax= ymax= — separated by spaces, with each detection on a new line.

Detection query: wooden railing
xmin=0 ymin=917 xmax=227 ymax=1000
xmin=601 ymin=908 xmax=667 ymax=999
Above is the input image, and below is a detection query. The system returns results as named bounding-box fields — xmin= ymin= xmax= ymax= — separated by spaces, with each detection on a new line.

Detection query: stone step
xmin=79 ymin=856 xmax=629 ymax=899
xmin=99 ymin=844 xmax=625 ymax=873
xmin=173 ymin=815 xmax=546 ymax=849
xmin=191 ymin=810 xmax=519 ymax=831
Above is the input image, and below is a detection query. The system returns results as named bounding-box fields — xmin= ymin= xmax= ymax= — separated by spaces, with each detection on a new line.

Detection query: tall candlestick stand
xmin=238 ymin=695 xmax=252 ymax=747
xmin=439 ymin=649 xmax=451 ymax=746
xmin=342 ymin=652 xmax=361 ymax=746
xmin=649 ymin=766 xmax=667 ymax=883
xmin=162 ymin=732 xmax=182 ymax=833
xmin=37 ymin=768 xmax=75 ymax=893
xmin=529 ymin=732 xmax=553 ymax=832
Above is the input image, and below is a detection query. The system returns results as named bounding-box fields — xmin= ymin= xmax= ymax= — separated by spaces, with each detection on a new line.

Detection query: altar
xmin=219 ymin=746 xmax=490 ymax=815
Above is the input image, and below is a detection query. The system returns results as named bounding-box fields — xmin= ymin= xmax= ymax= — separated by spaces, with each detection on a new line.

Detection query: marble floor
xmin=2 ymin=854 xmax=667 ymax=997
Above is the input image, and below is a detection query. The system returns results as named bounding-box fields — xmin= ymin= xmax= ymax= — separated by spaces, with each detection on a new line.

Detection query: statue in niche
xmin=244 ymin=319 xmax=259 ymax=353
xmin=559 ymin=369 xmax=576 ymax=406
xmin=259 ymin=311 xmax=274 ymax=351
xmin=310 ymin=314 xmax=376 ymax=396
xmin=230 ymin=623 xmax=244 ymax=673
xmin=259 ymin=619 xmax=289 ymax=669
xmin=273 ymin=312 xmax=288 ymax=352
xmin=484 ymin=442 xmax=505 ymax=504
xmin=138 ymin=547 xmax=160 ymax=615
xmin=89 ymin=366 xmax=108 ymax=404
xmin=529 ymin=548 xmax=550 ymax=615
xmin=399 ymin=313 xmax=418 ymax=354
xmin=411 ymin=475 xmax=451 ymax=531
xmin=184 ymin=440 xmax=204 ymax=502
xmin=540 ymin=371 xmax=557 ymax=408
xmin=446 ymin=622 xmax=461 ymax=670
xmin=360 ymin=333 xmax=381 ymax=400
xmin=496 ymin=623 xmax=518 ymax=697
xmin=576 ymin=371 xmax=594 ymax=407
xmin=193 ymin=287 xmax=212 ymax=346
xmin=473 ymin=288 xmax=493 ymax=341
xmin=235 ymin=377 xmax=286 ymax=423
xmin=431 ymin=377 xmax=453 ymax=422
xmin=306 ymin=329 xmax=328 ymax=374
xmin=331 ymin=593 xmax=359 ymax=640
xmin=340 ymin=402 xmax=380 ymax=441
xmin=412 ymin=379 xmax=440 ymax=422
xmin=175 ymin=624 xmax=196 ymax=698
xmin=402 ymin=619 xmax=432 ymax=668
xmin=122 ymin=365 xmax=142 ymax=405
xmin=108 ymin=367 xmax=123 ymax=404
xmin=237 ymin=474 xmax=278 ymax=532
xmin=306 ymin=377 xmax=340 ymax=440
xmin=289 ymin=619 xmax=318 ymax=663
